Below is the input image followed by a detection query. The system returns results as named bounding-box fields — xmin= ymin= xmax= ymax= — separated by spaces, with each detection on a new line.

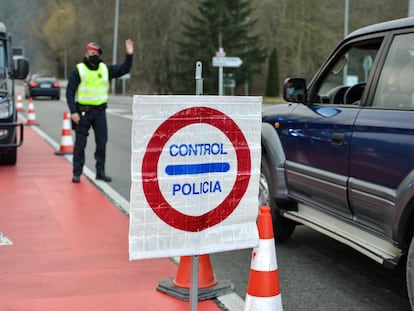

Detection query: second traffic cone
xmin=244 ymin=206 xmax=283 ymax=311
xmin=55 ymin=111 xmax=74 ymax=155
xmin=173 ymin=255 xmax=217 ymax=289
xmin=26 ymin=97 xmax=37 ymax=125
xmin=157 ymin=254 xmax=234 ymax=301
xmin=16 ymin=91 xmax=24 ymax=111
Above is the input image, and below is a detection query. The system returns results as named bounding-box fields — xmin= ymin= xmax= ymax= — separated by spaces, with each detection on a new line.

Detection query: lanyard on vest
xmin=76 ymin=62 xmax=109 ymax=106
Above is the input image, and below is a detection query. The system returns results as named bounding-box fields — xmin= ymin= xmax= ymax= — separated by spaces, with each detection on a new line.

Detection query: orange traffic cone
xmin=55 ymin=111 xmax=74 ymax=155
xmin=157 ymin=254 xmax=233 ymax=301
xmin=16 ymin=91 xmax=24 ymax=111
xmin=26 ymin=97 xmax=37 ymax=125
xmin=173 ymin=255 xmax=217 ymax=289
xmin=244 ymin=206 xmax=283 ymax=310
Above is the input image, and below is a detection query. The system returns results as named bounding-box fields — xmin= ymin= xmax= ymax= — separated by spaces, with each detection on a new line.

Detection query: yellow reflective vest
xmin=76 ymin=62 xmax=109 ymax=106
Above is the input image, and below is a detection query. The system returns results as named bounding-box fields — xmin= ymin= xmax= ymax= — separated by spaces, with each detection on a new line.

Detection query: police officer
xmin=66 ymin=39 xmax=134 ymax=183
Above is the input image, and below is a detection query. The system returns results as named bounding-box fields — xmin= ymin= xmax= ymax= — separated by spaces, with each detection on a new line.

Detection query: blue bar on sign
xmin=165 ymin=162 xmax=230 ymax=176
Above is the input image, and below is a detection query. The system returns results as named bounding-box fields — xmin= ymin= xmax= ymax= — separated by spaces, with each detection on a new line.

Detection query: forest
xmin=0 ymin=0 xmax=409 ymax=95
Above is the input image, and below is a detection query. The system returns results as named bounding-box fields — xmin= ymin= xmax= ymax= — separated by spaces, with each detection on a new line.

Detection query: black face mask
xmin=88 ymin=55 xmax=101 ymax=66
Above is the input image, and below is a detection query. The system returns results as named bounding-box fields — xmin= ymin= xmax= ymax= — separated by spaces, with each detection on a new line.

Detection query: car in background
xmin=25 ymin=74 xmax=60 ymax=100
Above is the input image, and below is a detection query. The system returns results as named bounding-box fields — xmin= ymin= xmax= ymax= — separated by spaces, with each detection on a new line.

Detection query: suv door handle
xmin=331 ymin=133 xmax=345 ymax=146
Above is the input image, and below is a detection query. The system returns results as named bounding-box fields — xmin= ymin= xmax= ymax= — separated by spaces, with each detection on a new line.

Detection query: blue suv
xmin=261 ymin=16 xmax=414 ymax=307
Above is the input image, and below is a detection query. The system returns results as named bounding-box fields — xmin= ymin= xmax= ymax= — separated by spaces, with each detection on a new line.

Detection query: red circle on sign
xmin=141 ymin=106 xmax=251 ymax=232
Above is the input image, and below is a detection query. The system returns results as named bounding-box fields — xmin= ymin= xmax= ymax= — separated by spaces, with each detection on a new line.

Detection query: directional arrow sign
xmin=212 ymin=56 xmax=243 ymax=68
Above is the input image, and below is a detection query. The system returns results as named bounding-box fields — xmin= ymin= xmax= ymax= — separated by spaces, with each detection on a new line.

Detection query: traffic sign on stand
xmin=212 ymin=56 xmax=243 ymax=67
xmin=129 ymin=95 xmax=262 ymax=260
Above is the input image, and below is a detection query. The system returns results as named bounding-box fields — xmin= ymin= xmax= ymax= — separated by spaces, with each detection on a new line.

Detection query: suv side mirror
xmin=283 ymin=77 xmax=307 ymax=103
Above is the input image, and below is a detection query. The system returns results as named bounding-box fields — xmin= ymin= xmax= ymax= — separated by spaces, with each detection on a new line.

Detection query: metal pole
xmin=410 ymin=0 xmax=414 ymax=16
xmin=343 ymin=0 xmax=349 ymax=85
xmin=111 ymin=0 xmax=119 ymax=95
xmin=60 ymin=8 xmax=68 ymax=80
xmin=190 ymin=61 xmax=203 ymax=311
xmin=219 ymin=66 xmax=223 ymax=96
xmin=344 ymin=0 xmax=349 ymax=37
xmin=64 ymin=43 xmax=67 ymax=80
xmin=218 ymin=29 xmax=224 ymax=96
xmin=190 ymin=255 xmax=199 ymax=311
xmin=195 ymin=61 xmax=203 ymax=96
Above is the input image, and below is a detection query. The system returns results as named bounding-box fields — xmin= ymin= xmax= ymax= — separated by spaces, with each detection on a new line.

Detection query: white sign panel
xmin=129 ymin=95 xmax=262 ymax=260
xmin=212 ymin=56 xmax=243 ymax=67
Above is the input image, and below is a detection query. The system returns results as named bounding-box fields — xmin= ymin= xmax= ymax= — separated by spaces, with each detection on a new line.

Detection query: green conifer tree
xmin=175 ymin=0 xmax=267 ymax=95
xmin=265 ymin=47 xmax=280 ymax=97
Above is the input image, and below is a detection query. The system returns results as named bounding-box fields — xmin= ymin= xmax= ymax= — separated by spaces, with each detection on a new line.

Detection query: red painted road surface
xmin=0 ymin=125 xmax=221 ymax=311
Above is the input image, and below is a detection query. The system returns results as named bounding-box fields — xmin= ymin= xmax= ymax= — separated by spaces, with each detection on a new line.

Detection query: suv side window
xmin=316 ymin=40 xmax=381 ymax=105
xmin=372 ymin=33 xmax=414 ymax=109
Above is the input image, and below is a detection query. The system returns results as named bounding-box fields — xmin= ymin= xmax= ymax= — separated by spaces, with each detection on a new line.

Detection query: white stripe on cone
xmin=244 ymin=206 xmax=283 ymax=311
xmin=60 ymin=135 xmax=73 ymax=146
xmin=55 ymin=111 xmax=74 ymax=154
xmin=16 ymin=92 xmax=23 ymax=111
xmin=245 ymin=294 xmax=283 ymax=310
xmin=250 ymin=238 xmax=278 ymax=271
xmin=26 ymin=99 xmax=37 ymax=125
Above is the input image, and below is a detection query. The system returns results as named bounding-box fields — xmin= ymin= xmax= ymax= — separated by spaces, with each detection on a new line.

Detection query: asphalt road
xmin=15 ymin=84 xmax=412 ymax=310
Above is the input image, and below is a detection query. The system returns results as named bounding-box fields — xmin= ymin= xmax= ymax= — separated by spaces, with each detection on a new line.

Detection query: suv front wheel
xmin=406 ymin=237 xmax=414 ymax=309
xmin=260 ymin=155 xmax=296 ymax=241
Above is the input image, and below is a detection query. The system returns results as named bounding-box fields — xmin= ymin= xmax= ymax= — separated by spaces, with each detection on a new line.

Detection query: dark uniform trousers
xmin=73 ymin=107 xmax=107 ymax=177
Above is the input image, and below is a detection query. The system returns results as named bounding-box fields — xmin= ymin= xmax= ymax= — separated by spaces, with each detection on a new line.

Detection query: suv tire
xmin=261 ymin=154 xmax=296 ymax=241
xmin=406 ymin=237 xmax=414 ymax=309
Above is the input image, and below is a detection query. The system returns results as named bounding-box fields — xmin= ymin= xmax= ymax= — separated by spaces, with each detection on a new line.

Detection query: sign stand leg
xmin=190 ymin=255 xmax=199 ymax=311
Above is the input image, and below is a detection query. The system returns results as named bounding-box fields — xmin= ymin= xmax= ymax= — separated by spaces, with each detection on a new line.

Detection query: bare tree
xmin=117 ymin=0 xmax=195 ymax=94
xmin=6 ymin=0 xmax=410 ymax=95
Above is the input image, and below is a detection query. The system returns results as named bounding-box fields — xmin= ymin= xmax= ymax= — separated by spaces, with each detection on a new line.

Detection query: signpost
xmin=212 ymin=51 xmax=242 ymax=96
xmin=212 ymin=56 xmax=242 ymax=67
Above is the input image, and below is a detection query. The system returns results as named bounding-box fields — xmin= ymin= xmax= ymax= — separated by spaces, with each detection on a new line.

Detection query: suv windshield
xmin=0 ymin=40 xmax=9 ymax=94
xmin=0 ymin=67 xmax=9 ymax=94
xmin=0 ymin=40 xmax=7 ymax=68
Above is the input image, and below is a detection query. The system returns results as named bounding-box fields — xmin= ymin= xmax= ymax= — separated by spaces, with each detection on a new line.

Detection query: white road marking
xmin=0 ymin=232 xmax=13 ymax=246
xmin=106 ymin=108 xmax=133 ymax=120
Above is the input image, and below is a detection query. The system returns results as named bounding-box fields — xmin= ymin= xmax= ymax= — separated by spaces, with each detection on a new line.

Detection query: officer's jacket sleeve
xmin=66 ymin=68 xmax=81 ymax=113
xmin=108 ymin=54 xmax=133 ymax=79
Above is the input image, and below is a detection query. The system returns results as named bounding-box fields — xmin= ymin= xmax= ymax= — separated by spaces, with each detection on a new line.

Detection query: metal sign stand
xmin=195 ymin=61 xmax=203 ymax=96
xmin=189 ymin=61 xmax=203 ymax=311
xmin=190 ymin=255 xmax=199 ymax=311
xmin=156 ymin=60 xmax=234 ymax=309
